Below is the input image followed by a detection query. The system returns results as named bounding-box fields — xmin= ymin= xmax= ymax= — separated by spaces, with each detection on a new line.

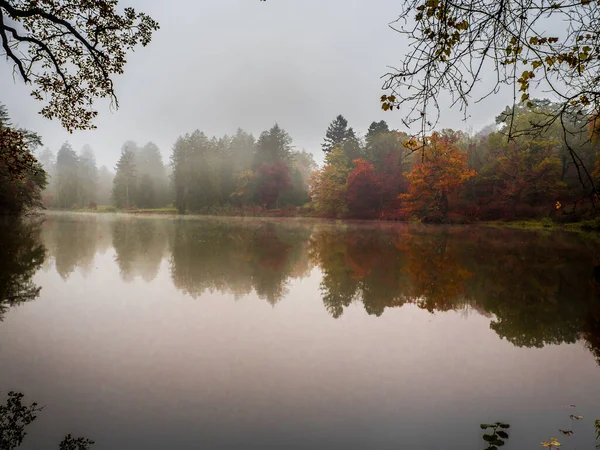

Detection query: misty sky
xmin=0 ymin=0 xmax=506 ymax=168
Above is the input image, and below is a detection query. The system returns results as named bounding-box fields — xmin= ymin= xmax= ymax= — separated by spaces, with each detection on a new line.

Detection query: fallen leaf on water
xmin=559 ymin=430 xmax=573 ymax=436
xmin=569 ymin=415 xmax=584 ymax=420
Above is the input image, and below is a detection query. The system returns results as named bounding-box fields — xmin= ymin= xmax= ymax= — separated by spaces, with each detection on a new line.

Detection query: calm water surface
xmin=1 ymin=212 xmax=600 ymax=449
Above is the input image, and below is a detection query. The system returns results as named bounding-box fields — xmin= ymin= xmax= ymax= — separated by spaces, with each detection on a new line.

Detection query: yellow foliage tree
xmin=308 ymin=146 xmax=352 ymax=217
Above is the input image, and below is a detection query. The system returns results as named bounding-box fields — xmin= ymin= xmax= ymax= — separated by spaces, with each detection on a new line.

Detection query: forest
xmin=3 ymin=98 xmax=599 ymax=224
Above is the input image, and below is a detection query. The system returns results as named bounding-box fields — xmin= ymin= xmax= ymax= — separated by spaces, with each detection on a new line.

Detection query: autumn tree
xmin=0 ymin=0 xmax=158 ymax=131
xmin=346 ymin=159 xmax=383 ymax=219
xmin=309 ymin=146 xmax=353 ymax=217
xmin=380 ymin=0 xmax=600 ymax=192
xmin=378 ymin=151 xmax=409 ymax=219
xmin=496 ymin=101 xmax=595 ymax=198
xmin=0 ymin=104 xmax=46 ymax=214
xmin=492 ymin=140 xmax=565 ymax=219
xmin=399 ymin=132 xmax=475 ymax=222
xmin=256 ymin=161 xmax=292 ymax=209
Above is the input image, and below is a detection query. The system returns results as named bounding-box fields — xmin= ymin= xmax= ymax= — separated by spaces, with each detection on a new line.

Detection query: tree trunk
xmin=440 ymin=190 xmax=450 ymax=223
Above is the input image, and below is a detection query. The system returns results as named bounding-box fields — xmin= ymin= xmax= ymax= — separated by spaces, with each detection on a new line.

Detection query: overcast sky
xmin=0 ymin=0 xmax=504 ymax=168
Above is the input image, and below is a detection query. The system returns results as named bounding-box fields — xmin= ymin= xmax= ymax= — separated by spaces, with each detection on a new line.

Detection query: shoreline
xmin=41 ymin=208 xmax=600 ymax=233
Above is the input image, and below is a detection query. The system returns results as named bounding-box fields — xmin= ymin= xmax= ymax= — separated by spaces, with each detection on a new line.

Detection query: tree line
xmin=7 ymin=97 xmax=600 ymax=224
xmin=33 ymin=124 xmax=317 ymax=214
xmin=170 ymin=125 xmax=314 ymax=213
xmin=311 ymin=100 xmax=599 ymax=223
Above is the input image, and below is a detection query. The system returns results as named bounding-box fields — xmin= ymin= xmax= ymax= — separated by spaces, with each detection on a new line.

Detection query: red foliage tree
xmin=346 ymin=159 xmax=383 ymax=218
xmin=378 ymin=152 xmax=408 ymax=219
xmin=256 ymin=161 xmax=292 ymax=209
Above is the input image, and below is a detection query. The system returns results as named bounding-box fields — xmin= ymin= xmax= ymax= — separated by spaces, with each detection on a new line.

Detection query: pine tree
xmin=341 ymin=127 xmax=364 ymax=161
xmin=254 ymin=124 xmax=292 ymax=167
xmin=136 ymin=142 xmax=168 ymax=207
xmin=112 ymin=149 xmax=137 ymax=208
xmin=366 ymin=121 xmax=390 ymax=145
xmin=171 ymin=131 xmax=221 ymax=212
xmin=78 ymin=145 xmax=98 ymax=207
xmin=322 ymin=115 xmax=349 ymax=153
xmin=55 ymin=142 xmax=80 ymax=209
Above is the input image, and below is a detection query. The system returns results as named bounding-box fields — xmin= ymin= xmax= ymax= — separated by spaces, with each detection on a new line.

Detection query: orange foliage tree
xmin=399 ymin=132 xmax=475 ymax=222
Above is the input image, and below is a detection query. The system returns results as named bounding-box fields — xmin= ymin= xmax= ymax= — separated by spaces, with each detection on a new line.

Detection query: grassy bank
xmin=68 ymin=205 xmax=178 ymax=215
xmin=482 ymin=218 xmax=600 ymax=232
xmin=57 ymin=206 xmax=600 ymax=232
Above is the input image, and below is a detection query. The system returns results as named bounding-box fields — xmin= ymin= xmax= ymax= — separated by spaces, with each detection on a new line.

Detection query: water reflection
xmin=112 ymin=218 xmax=167 ymax=282
xmin=170 ymin=220 xmax=311 ymax=304
xmin=3 ymin=213 xmax=600 ymax=357
xmin=3 ymin=213 xmax=600 ymax=450
xmin=0 ymin=216 xmax=45 ymax=320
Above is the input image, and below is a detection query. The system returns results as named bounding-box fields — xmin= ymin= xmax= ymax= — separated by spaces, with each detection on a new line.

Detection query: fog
xmin=0 ymin=0 xmax=509 ymax=168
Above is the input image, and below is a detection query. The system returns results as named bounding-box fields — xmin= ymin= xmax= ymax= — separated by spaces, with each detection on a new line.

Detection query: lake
xmin=1 ymin=212 xmax=600 ymax=450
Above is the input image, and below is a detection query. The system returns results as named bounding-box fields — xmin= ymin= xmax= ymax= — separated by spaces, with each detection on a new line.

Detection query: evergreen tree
xmin=37 ymin=147 xmax=57 ymax=207
xmin=97 ymin=165 xmax=114 ymax=205
xmin=112 ymin=149 xmax=137 ymax=208
xmin=254 ymin=124 xmax=292 ymax=167
xmin=366 ymin=120 xmax=390 ymax=145
xmin=55 ymin=142 xmax=80 ymax=209
xmin=78 ymin=145 xmax=98 ymax=207
xmin=230 ymin=129 xmax=256 ymax=171
xmin=341 ymin=127 xmax=364 ymax=161
xmin=136 ymin=173 xmax=156 ymax=209
xmin=322 ymin=115 xmax=349 ymax=153
xmin=37 ymin=148 xmax=56 ymax=177
xmin=135 ymin=142 xmax=168 ymax=207
xmin=171 ymin=131 xmax=221 ymax=213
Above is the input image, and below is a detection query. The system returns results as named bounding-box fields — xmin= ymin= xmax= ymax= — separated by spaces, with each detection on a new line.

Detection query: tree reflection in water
xmin=3 ymin=214 xmax=600 ymax=359
xmin=0 ymin=215 xmax=45 ymax=321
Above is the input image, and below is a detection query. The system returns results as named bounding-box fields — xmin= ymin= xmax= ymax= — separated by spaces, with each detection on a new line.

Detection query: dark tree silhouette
xmin=322 ymin=115 xmax=349 ymax=153
xmin=0 ymin=0 xmax=158 ymax=131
